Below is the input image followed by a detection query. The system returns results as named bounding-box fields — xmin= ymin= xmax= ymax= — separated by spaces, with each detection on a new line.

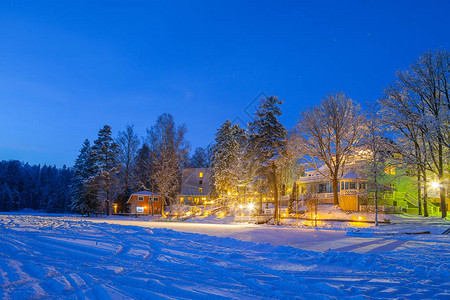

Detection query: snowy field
xmin=0 ymin=214 xmax=449 ymax=299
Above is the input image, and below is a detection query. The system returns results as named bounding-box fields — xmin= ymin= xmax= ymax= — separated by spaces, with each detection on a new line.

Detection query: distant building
xmin=179 ymin=168 xmax=212 ymax=205
xmin=127 ymin=191 xmax=165 ymax=215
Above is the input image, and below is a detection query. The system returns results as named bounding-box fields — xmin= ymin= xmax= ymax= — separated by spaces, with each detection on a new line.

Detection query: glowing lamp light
xmin=248 ymin=203 xmax=254 ymax=210
xmin=431 ymin=181 xmax=441 ymax=189
xmin=239 ymin=204 xmax=243 ymax=209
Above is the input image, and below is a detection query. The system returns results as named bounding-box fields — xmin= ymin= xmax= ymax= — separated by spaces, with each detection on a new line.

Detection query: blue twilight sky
xmin=0 ymin=1 xmax=449 ymax=167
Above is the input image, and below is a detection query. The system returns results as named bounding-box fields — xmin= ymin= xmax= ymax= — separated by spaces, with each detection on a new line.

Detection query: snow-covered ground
xmin=0 ymin=213 xmax=449 ymax=299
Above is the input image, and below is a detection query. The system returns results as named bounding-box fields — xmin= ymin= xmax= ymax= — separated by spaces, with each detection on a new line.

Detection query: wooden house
xmin=127 ymin=191 xmax=165 ymax=215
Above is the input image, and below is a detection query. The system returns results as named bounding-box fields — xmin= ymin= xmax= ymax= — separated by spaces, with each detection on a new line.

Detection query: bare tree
xmin=147 ymin=114 xmax=189 ymax=213
xmin=117 ymin=124 xmax=140 ymax=193
xmin=382 ymin=50 xmax=449 ymax=218
xmin=133 ymin=143 xmax=158 ymax=210
xmin=381 ymin=83 xmax=431 ymax=216
xmin=364 ymin=102 xmax=392 ymax=226
xmin=292 ymin=92 xmax=364 ymax=206
xmin=189 ymin=147 xmax=208 ymax=168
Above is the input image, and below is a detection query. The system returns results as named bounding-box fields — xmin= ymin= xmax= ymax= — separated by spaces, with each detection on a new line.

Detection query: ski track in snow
xmin=0 ymin=215 xmax=448 ymax=299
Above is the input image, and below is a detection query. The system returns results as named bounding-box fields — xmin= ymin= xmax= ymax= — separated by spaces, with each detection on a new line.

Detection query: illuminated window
xmin=199 ymin=172 xmax=203 ymax=178
xmin=180 ymin=197 xmax=184 ymax=203
xmin=136 ymin=207 xmax=144 ymax=213
xmin=384 ymin=165 xmax=396 ymax=175
xmin=199 ymin=188 xmax=203 ymax=194
xmin=138 ymin=196 xmax=144 ymax=201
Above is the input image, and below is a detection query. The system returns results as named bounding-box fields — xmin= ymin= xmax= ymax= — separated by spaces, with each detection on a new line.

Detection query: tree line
xmin=0 ymin=113 xmax=211 ymax=214
xmin=70 ymin=113 xmax=215 ymax=216
xmin=0 ymin=49 xmax=447 ymax=218
xmin=0 ymin=161 xmax=72 ymax=212
xmin=211 ymin=49 xmax=449 ymax=219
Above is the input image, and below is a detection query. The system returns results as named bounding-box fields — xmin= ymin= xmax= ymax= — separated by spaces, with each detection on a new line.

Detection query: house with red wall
xmin=127 ymin=191 xmax=165 ymax=215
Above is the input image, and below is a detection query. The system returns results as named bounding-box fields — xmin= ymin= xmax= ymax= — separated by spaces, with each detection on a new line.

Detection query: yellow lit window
xmin=384 ymin=165 xmax=396 ymax=175
xmin=199 ymin=188 xmax=203 ymax=194
xmin=180 ymin=197 xmax=184 ymax=203
xmin=199 ymin=172 xmax=203 ymax=178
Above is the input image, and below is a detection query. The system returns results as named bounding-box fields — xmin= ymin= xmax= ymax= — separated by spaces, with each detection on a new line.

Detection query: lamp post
xmin=248 ymin=202 xmax=254 ymax=223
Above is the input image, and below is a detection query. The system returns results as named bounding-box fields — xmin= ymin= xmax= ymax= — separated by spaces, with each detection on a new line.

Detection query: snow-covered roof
xmin=131 ymin=191 xmax=160 ymax=196
xmin=341 ymin=170 xmax=365 ymax=180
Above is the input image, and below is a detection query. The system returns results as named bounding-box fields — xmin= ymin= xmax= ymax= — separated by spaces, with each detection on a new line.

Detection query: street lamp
xmin=431 ymin=181 xmax=441 ymax=190
xmin=247 ymin=202 xmax=254 ymax=222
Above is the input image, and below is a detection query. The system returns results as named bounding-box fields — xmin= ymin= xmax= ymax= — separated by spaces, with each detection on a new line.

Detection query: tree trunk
xmin=423 ymin=168 xmax=428 ymax=217
xmin=332 ymin=173 xmax=339 ymax=206
xmin=417 ymin=171 xmax=422 ymax=215
xmin=259 ymin=194 xmax=262 ymax=214
xmin=125 ymin=166 xmax=129 ymax=192
xmin=106 ymin=188 xmax=110 ymax=216
xmin=272 ymin=162 xmax=279 ymax=225
xmin=440 ymin=187 xmax=446 ymax=218
xmin=439 ymin=143 xmax=446 ymax=218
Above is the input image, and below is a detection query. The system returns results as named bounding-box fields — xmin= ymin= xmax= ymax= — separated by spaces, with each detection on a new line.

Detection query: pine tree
xmin=92 ymin=125 xmax=120 ymax=216
xmin=248 ymin=95 xmax=287 ymax=222
xmin=0 ymin=183 xmax=12 ymax=211
xmin=211 ymin=121 xmax=239 ymax=197
xmin=71 ymin=140 xmax=99 ymax=216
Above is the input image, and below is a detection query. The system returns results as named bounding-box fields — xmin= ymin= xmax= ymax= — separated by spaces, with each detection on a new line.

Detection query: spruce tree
xmin=71 ymin=140 xmax=99 ymax=216
xmin=92 ymin=125 xmax=120 ymax=216
xmin=211 ymin=121 xmax=238 ymax=197
xmin=211 ymin=121 xmax=249 ymax=205
xmin=248 ymin=95 xmax=287 ymax=222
